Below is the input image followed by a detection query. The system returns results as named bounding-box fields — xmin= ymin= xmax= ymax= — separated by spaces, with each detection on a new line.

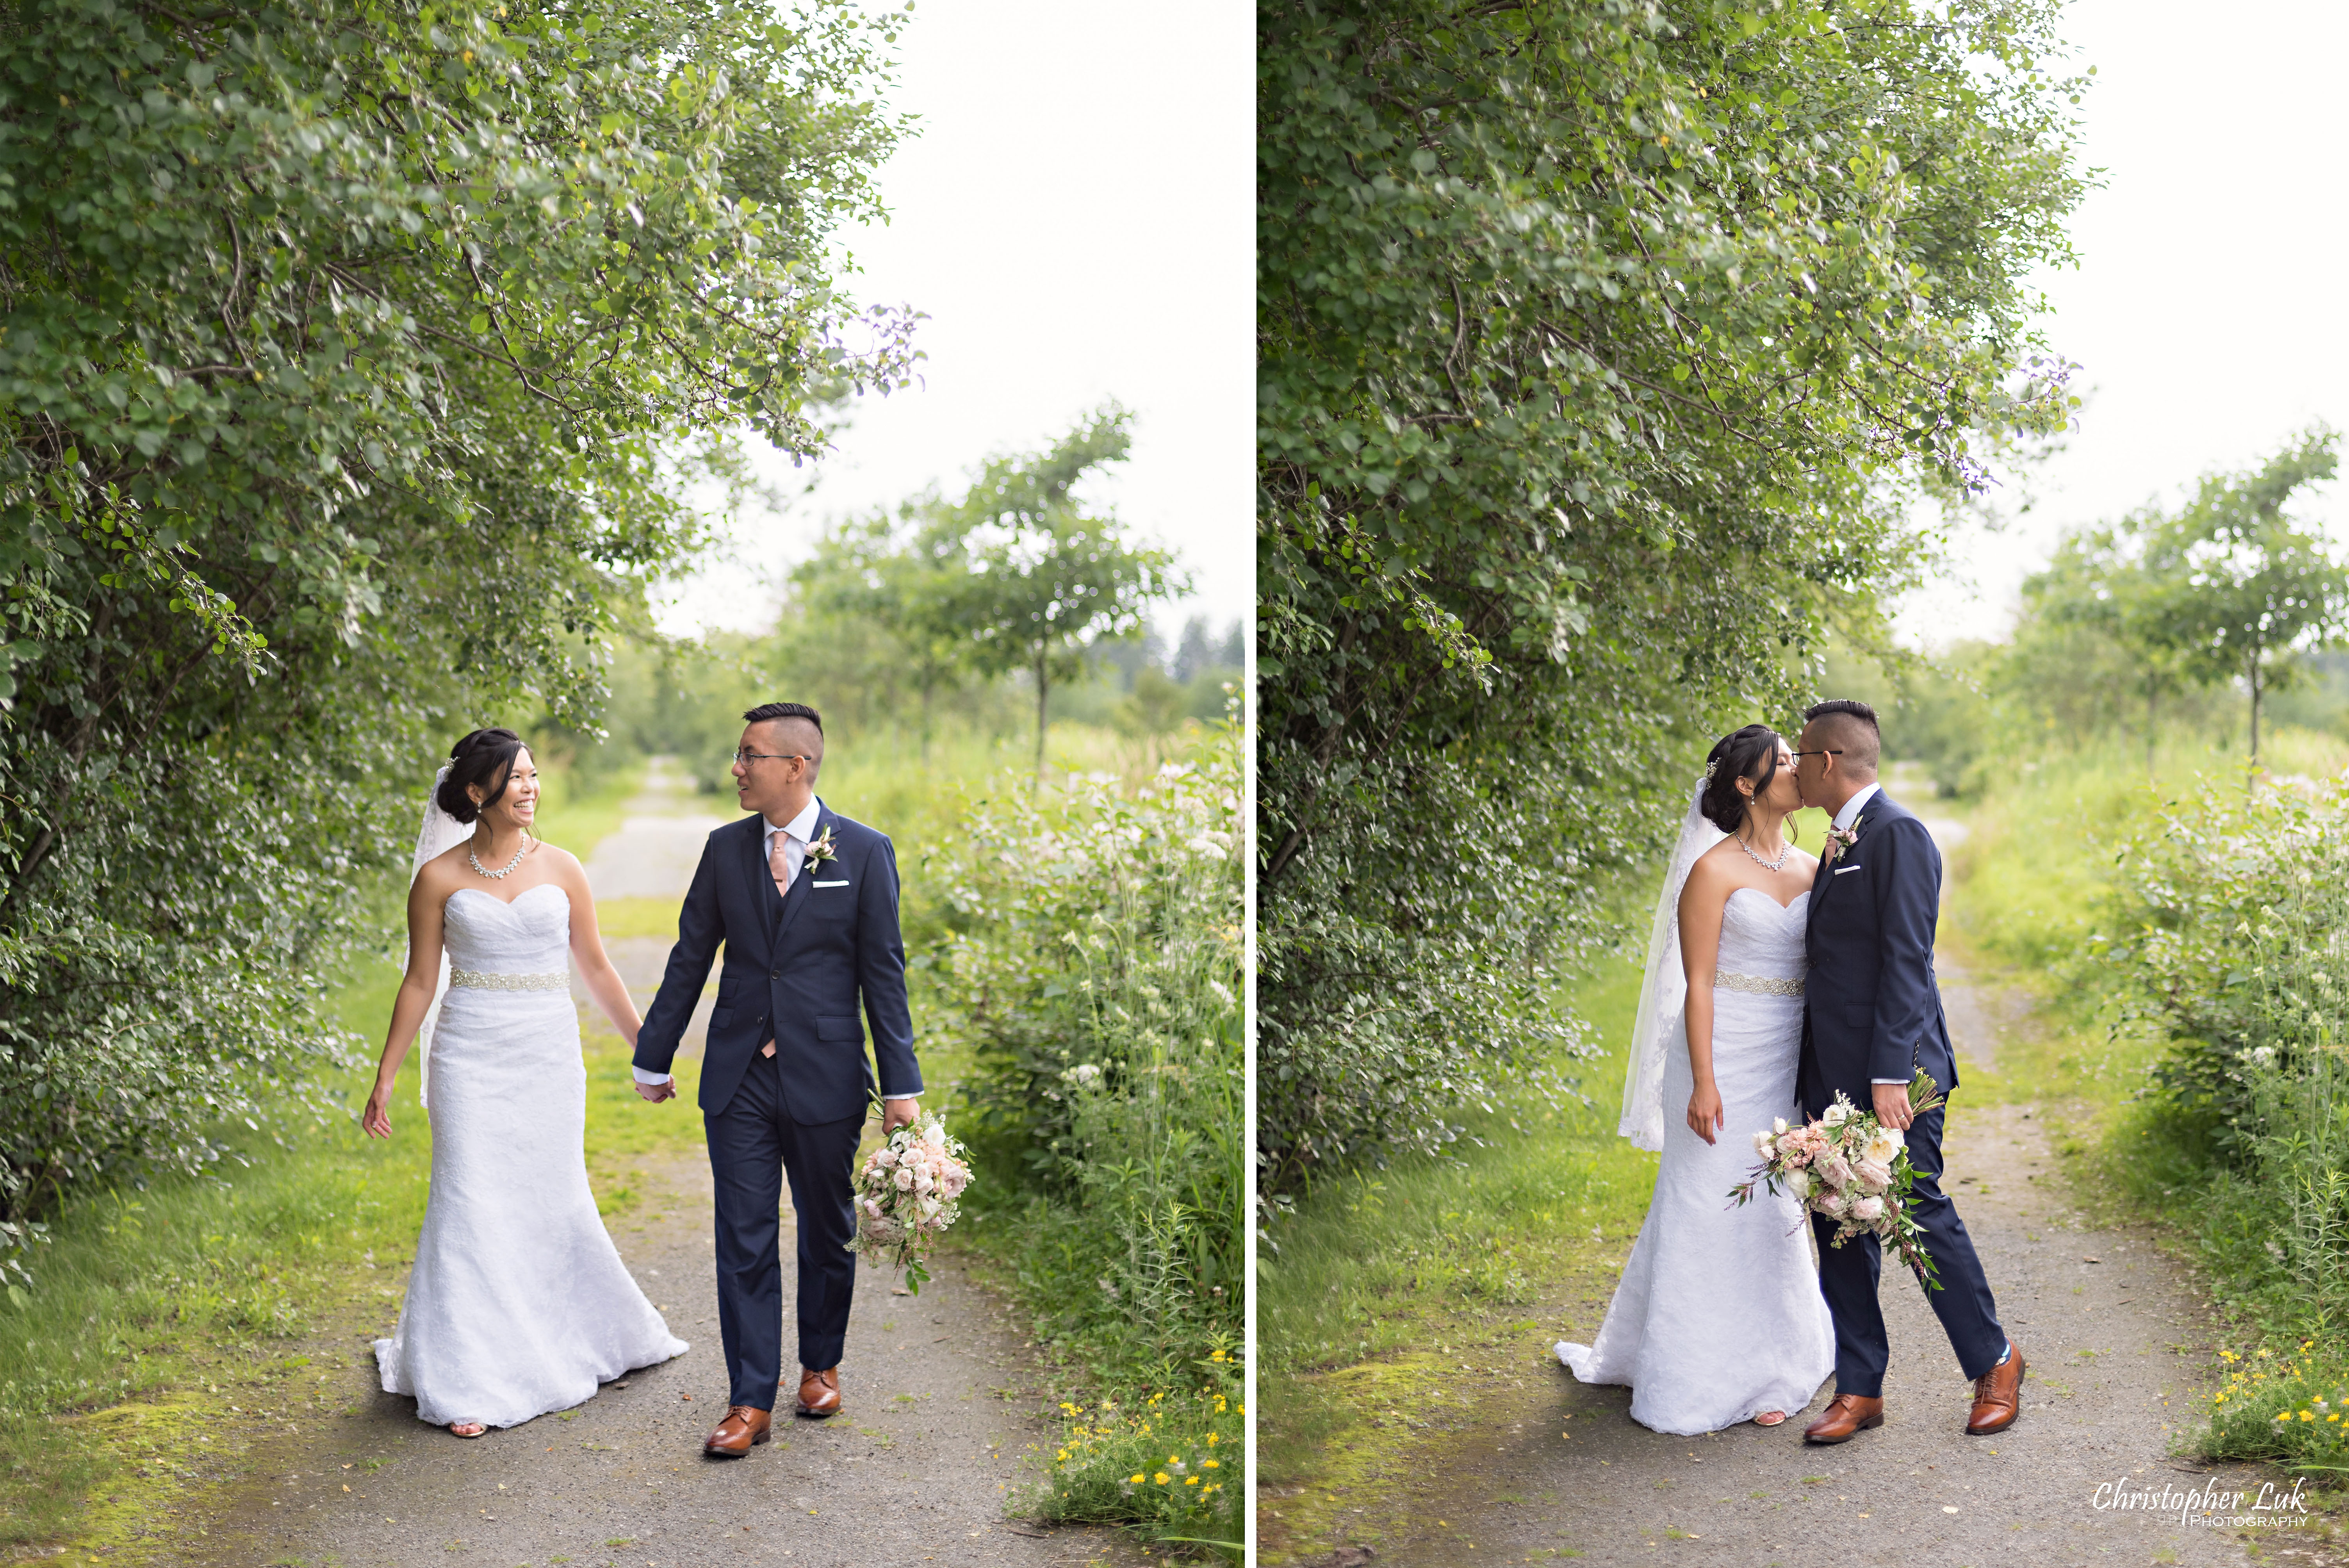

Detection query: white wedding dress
xmin=1556 ymin=886 xmax=1834 ymax=1433
xmin=374 ymin=883 xmax=686 ymax=1428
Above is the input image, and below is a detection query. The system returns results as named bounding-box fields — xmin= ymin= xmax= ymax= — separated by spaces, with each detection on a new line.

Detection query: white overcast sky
xmin=1894 ymin=0 xmax=2349 ymax=648
xmin=652 ymin=1 xmax=1253 ymax=644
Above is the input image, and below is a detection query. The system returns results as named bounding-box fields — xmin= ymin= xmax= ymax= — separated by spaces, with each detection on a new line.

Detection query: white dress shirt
xmin=1832 ymin=781 xmax=1881 ymax=837
xmin=634 ymin=798 xmax=914 ymax=1101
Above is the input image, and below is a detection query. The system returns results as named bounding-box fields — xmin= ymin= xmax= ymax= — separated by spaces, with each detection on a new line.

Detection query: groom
xmin=631 ymin=701 xmax=923 ymax=1457
xmin=1793 ymin=699 xmax=2023 ymax=1443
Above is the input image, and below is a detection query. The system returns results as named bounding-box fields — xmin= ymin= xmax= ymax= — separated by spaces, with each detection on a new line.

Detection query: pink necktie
xmin=763 ymin=831 xmax=792 ymax=1059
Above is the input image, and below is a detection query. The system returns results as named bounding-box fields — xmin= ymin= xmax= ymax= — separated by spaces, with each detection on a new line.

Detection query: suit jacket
xmin=1798 ymin=788 xmax=1957 ymax=1118
xmin=632 ymin=802 xmax=922 ymax=1122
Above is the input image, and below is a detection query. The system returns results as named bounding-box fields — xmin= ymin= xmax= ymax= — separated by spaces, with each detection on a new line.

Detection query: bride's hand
xmin=362 ymin=1080 xmax=395 ymax=1139
xmin=1686 ymin=1080 xmax=1725 ymax=1145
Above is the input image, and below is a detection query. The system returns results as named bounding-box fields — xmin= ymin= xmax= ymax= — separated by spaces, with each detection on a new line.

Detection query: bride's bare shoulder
xmin=412 ymin=844 xmax=472 ymax=893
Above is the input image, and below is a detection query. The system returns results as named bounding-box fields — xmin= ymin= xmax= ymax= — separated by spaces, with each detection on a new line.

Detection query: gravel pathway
xmin=139 ymin=767 xmax=1136 ymax=1568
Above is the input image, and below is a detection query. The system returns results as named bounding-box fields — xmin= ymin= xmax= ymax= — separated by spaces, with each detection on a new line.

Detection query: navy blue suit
xmin=1800 ymin=788 xmax=2005 ymax=1398
xmin=633 ymin=802 xmax=922 ymax=1406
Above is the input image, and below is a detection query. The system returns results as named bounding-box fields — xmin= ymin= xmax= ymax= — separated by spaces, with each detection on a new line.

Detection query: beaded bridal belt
xmin=448 ymin=969 xmax=568 ymax=992
xmin=1714 ymin=971 xmax=1805 ymax=997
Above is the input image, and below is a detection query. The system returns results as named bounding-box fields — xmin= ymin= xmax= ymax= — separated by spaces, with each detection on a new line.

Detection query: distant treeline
xmin=1834 ymin=426 xmax=2348 ymax=796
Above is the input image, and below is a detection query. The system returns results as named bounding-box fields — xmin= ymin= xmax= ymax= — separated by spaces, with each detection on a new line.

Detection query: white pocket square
xmin=1833 ymin=864 xmax=1862 ymax=875
xmin=812 ymin=879 xmax=850 ymax=887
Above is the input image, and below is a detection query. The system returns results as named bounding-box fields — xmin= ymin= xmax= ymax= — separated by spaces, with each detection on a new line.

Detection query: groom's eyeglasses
xmin=1789 ymin=748 xmax=1844 ymax=760
xmin=732 ymin=750 xmax=814 ymax=767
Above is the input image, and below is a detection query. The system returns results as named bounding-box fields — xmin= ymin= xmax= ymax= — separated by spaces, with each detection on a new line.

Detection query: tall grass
xmin=930 ymin=720 xmax=1245 ymax=1554
xmin=1935 ymin=724 xmax=2349 ymax=1481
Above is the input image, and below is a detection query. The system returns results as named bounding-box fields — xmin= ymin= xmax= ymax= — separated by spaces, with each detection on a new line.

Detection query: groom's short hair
xmin=743 ymin=701 xmax=825 ymax=770
xmin=1803 ymin=698 xmax=1880 ymax=775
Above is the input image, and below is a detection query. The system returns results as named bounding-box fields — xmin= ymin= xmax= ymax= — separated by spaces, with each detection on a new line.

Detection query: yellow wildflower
xmin=1154 ymin=1472 xmax=1170 ymax=1485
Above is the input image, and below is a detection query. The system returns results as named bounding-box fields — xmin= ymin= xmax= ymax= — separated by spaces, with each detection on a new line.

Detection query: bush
xmin=2102 ymin=777 xmax=2349 ymax=1466
xmin=931 ymin=720 xmax=1243 ymax=1550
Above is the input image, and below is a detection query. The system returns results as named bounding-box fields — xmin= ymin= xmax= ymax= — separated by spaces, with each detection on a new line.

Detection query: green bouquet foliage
xmin=1257 ymin=0 xmax=2091 ymax=1192
xmin=0 ymin=0 xmax=913 ymax=1217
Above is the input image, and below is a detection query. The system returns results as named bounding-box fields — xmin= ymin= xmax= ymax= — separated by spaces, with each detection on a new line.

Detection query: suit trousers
xmin=704 ymin=1048 xmax=862 ymax=1408
xmin=1811 ymin=1096 xmax=2009 ymax=1398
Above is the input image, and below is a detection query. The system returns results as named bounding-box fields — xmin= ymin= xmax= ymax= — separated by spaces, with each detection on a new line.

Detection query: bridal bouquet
xmin=845 ymin=1107 xmax=974 ymax=1295
xmin=1729 ymin=1070 xmax=1947 ymax=1292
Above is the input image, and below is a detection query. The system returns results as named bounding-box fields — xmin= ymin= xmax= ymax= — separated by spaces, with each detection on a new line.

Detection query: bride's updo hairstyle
xmin=1699 ymin=724 xmax=1782 ymax=834
xmin=435 ymin=727 xmax=528 ymax=825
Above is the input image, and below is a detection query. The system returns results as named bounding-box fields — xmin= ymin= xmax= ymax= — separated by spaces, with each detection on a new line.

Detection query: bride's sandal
xmin=1752 ymin=1410 xmax=1788 ymax=1427
xmin=448 ymin=1420 xmax=487 ymax=1439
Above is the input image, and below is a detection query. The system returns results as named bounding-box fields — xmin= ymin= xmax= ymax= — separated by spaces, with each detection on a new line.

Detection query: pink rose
xmin=1854 ymin=1160 xmax=1892 ymax=1194
xmin=1851 ymin=1195 xmax=1885 ymax=1223
xmin=1818 ymin=1153 xmax=1853 ymax=1190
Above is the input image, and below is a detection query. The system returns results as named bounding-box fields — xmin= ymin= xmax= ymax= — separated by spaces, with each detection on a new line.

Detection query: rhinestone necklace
xmin=467 ymin=832 xmax=533 ymax=880
xmin=1733 ymin=831 xmax=1792 ymax=873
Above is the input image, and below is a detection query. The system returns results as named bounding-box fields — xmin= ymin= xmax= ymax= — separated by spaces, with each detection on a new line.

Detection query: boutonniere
xmin=1824 ymin=815 xmax=1865 ymax=863
xmin=803 ymin=824 xmax=839 ymax=871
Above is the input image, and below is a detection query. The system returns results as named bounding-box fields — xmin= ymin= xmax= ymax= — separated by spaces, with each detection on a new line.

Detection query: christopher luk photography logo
xmin=2090 ymin=1473 xmax=2313 ymax=1528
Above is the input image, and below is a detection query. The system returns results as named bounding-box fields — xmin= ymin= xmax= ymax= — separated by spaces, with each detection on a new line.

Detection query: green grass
xmin=1930 ymin=730 xmax=2349 ymax=1541
xmin=1254 ymin=953 xmax=1657 ymax=1561
xmin=0 ymin=948 xmax=714 ymax=1554
xmin=529 ymin=755 xmax=644 ymax=866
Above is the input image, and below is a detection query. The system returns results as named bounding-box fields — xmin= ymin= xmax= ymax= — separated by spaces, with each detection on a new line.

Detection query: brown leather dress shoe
xmin=794 ymin=1366 xmax=841 ymax=1417
xmin=1966 ymin=1343 xmax=2025 ymax=1435
xmin=703 ymin=1404 xmax=772 ymax=1456
xmin=1802 ymin=1392 xmax=1884 ymax=1443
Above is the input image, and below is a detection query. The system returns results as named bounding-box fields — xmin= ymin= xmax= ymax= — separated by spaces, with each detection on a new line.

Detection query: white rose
xmin=1822 ymin=1101 xmax=1851 ymax=1129
xmin=1752 ymin=1130 xmax=1776 ymax=1159
xmin=1772 ymin=1117 xmax=1790 ymax=1136
xmin=1862 ymin=1128 xmax=1903 ymax=1165
xmin=875 ymin=1146 xmax=898 ymax=1168
xmin=893 ymin=1168 xmax=915 ymax=1190
xmin=1851 ymin=1195 xmax=1885 ymax=1223
xmin=924 ymin=1123 xmax=949 ymax=1149
xmin=1783 ymin=1168 xmax=1813 ymax=1201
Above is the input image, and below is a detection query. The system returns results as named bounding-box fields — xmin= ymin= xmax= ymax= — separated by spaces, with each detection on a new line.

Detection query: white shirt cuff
xmin=632 ymin=1066 xmax=672 ymax=1085
xmin=1870 ymin=1078 xmax=1907 ymax=1084
xmin=883 ymin=1092 xmax=920 ymax=1102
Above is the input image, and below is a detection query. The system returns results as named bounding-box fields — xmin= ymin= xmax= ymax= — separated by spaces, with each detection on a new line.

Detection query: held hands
xmin=633 ymin=1075 xmax=677 ymax=1103
xmin=1685 ymin=1080 xmax=1725 ymax=1145
xmin=1871 ymin=1080 xmax=1915 ymax=1132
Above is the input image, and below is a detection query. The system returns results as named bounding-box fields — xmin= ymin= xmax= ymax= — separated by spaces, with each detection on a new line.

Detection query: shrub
xmin=930 ymin=719 xmax=1242 ymax=1548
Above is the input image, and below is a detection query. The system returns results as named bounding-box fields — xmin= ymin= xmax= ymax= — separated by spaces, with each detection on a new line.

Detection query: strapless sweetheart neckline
xmin=446 ymin=882 xmax=570 ymax=912
xmin=1727 ymin=885 xmax=1811 ymax=916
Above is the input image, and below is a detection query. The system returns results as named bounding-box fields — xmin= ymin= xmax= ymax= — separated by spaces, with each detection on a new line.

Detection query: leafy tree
xmin=937 ymin=407 xmax=1185 ymax=775
xmin=0 ymin=0 xmax=912 ymax=1215
xmin=793 ymin=499 xmax=978 ymax=757
xmin=2132 ymin=428 xmax=2345 ymax=771
xmin=2006 ymin=517 xmax=2197 ymax=777
xmin=1257 ymin=0 xmax=2090 ymax=1191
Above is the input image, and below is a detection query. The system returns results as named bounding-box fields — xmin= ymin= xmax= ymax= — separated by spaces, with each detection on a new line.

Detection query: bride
xmin=1555 ymin=724 xmax=1834 ymax=1433
xmin=362 ymin=727 xmax=686 ymax=1438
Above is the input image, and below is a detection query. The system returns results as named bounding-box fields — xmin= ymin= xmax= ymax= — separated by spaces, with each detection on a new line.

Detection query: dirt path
xmin=127 ymin=765 xmax=1137 ymax=1568
xmin=1275 ymin=813 xmax=2288 ymax=1567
